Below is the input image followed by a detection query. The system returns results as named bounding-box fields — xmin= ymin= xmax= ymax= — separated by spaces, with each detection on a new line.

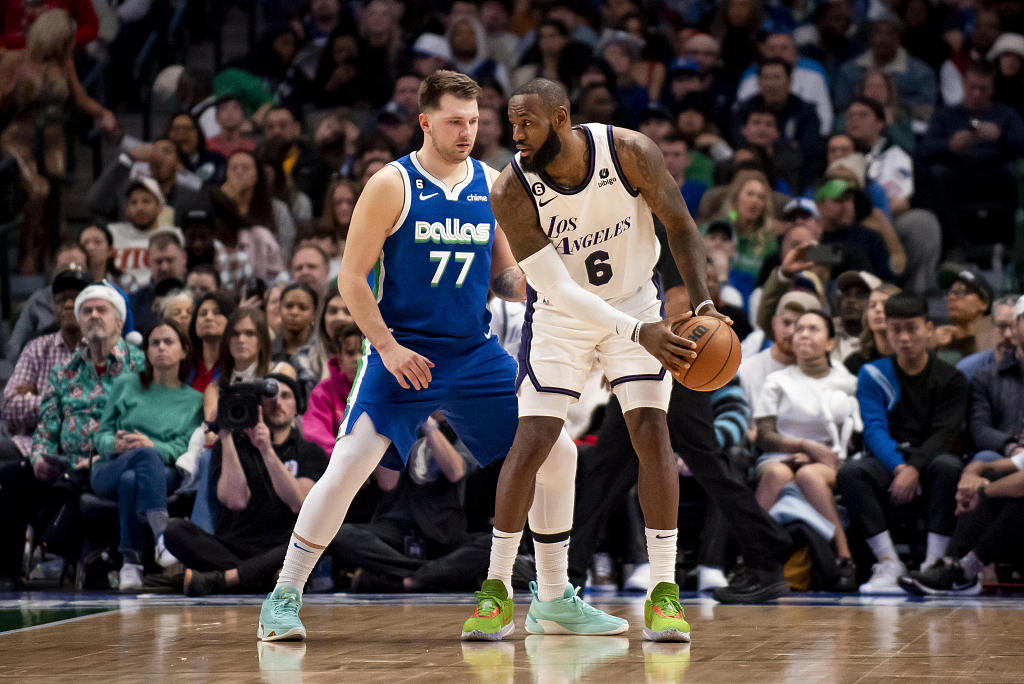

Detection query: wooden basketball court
xmin=1 ymin=593 xmax=1022 ymax=682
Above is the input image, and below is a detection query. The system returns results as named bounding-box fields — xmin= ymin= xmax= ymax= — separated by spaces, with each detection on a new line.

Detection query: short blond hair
xmin=27 ymin=9 xmax=75 ymax=62
xmin=418 ymin=70 xmax=481 ymax=113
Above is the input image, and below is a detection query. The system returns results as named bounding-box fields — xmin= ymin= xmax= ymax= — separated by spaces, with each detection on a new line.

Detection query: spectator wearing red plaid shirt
xmin=0 ymin=267 xmax=90 ymax=461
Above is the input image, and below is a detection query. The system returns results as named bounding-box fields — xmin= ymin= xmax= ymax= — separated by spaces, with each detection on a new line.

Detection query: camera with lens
xmin=212 ymin=379 xmax=279 ymax=432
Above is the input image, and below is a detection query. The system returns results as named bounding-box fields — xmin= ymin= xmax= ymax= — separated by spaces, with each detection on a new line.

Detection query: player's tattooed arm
xmin=490 ymin=225 xmax=527 ymax=301
xmin=612 ymin=128 xmax=720 ymax=317
xmin=491 ymin=267 xmax=526 ymax=301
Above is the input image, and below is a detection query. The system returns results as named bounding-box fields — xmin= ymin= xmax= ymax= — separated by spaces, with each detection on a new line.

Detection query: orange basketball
xmin=669 ymin=315 xmax=742 ymax=391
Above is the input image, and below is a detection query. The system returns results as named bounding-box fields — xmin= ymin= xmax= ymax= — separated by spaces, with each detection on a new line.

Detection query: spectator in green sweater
xmin=92 ymin=319 xmax=204 ymax=590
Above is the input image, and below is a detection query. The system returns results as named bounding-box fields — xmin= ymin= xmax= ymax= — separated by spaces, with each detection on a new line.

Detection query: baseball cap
xmin=782 ymin=197 xmax=820 ymax=219
xmin=266 ymin=372 xmax=306 ymax=414
xmin=52 ymin=266 xmax=92 ymax=297
xmin=412 ymin=33 xmax=452 ymax=61
xmin=775 ymin=290 xmax=821 ymax=316
xmin=705 ymin=220 xmax=734 ymax=240
xmin=378 ymin=101 xmax=411 ymax=124
xmin=669 ymin=58 xmax=702 ymax=77
xmin=837 ymin=270 xmax=882 ymax=293
xmin=125 ymin=176 xmax=165 ymax=206
xmin=814 ymin=179 xmax=853 ymax=202
xmin=939 ymin=267 xmax=994 ymax=313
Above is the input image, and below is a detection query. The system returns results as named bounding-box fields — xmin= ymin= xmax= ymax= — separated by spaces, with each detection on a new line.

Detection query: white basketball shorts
xmin=515 ymin=279 xmax=672 ymax=419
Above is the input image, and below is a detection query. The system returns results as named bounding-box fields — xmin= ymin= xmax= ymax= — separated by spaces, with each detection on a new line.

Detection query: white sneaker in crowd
xmin=696 ymin=565 xmax=729 ymax=592
xmin=859 ymin=558 xmax=906 ymax=594
xmin=119 ymin=563 xmax=144 ymax=591
xmin=623 ymin=562 xmax=650 ymax=592
xmin=588 ymin=552 xmax=618 ymax=592
xmin=154 ymin=534 xmax=179 ymax=569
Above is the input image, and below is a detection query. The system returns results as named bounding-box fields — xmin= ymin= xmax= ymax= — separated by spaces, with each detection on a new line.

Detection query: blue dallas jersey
xmin=370 ymin=152 xmax=495 ymax=346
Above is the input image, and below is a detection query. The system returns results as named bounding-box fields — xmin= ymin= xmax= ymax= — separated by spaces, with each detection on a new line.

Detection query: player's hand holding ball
xmin=380 ymin=338 xmax=436 ymax=390
xmin=665 ymin=304 xmax=741 ymax=391
xmin=637 ymin=313 xmax=699 ymax=376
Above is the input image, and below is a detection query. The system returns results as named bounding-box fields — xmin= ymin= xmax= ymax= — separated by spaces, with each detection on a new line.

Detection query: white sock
xmin=925 ymin=533 xmax=951 ymax=566
xmin=487 ymin=527 xmax=523 ymax=597
xmin=696 ymin=565 xmax=727 ymax=592
xmin=645 ymin=528 xmax=678 ymax=598
xmin=277 ymin=534 xmax=324 ymax=597
xmin=866 ymin=531 xmax=898 ymax=563
xmin=960 ymin=550 xmax=984 ymax=579
xmin=534 ymin=536 xmax=570 ymax=601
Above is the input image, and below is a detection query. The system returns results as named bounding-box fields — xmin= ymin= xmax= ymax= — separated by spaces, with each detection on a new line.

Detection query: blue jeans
xmin=189 ymin=448 xmax=220 ymax=534
xmin=90 ymin=447 xmax=179 ymax=563
xmin=970 ymin=450 xmax=1003 ymax=464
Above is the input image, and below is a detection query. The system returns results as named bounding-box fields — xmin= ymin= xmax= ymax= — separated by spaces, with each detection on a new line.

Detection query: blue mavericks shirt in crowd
xmin=370 ymin=152 xmax=495 ymax=346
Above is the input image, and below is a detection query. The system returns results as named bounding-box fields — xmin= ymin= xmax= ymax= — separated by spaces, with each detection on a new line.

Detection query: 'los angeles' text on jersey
xmin=511 ymin=123 xmax=660 ymax=302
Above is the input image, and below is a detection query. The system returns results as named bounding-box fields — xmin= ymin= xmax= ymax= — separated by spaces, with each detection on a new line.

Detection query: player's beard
xmin=519 ymin=126 xmax=562 ymax=172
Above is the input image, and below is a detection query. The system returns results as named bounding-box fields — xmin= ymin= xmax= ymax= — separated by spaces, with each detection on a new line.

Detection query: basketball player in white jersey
xmin=461 ymin=79 xmax=730 ymax=643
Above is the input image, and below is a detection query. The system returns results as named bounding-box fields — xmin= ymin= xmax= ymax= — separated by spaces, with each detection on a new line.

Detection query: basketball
xmin=669 ymin=315 xmax=742 ymax=391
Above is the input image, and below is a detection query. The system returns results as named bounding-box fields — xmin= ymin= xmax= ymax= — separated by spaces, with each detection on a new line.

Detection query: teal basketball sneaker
xmin=257 ymin=586 xmax=306 ymax=641
xmin=524 ymin=581 xmax=629 ymax=635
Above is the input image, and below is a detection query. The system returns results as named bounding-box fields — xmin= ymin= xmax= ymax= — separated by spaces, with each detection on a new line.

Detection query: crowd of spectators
xmin=2 ymin=0 xmax=1024 ymax=597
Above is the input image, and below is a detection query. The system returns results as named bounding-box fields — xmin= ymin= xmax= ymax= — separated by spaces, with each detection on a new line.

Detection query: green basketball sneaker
xmin=461 ymin=579 xmax=515 ymax=641
xmin=643 ymin=582 xmax=690 ymax=642
xmin=257 ymin=585 xmax=306 ymax=641
xmin=525 ymin=581 xmax=629 ymax=635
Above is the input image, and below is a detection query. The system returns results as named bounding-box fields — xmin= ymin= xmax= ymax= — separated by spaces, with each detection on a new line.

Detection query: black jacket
xmin=968 ymin=353 xmax=1024 ymax=454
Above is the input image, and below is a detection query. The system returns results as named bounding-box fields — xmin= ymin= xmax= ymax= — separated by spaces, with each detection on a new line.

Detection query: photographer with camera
xmin=164 ymin=373 xmax=328 ymax=596
xmin=202 ymin=308 xmax=296 ymax=423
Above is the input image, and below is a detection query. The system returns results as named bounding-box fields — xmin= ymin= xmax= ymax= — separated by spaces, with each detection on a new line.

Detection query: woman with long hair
xmin=79 ymin=224 xmax=137 ymax=292
xmin=165 ymin=111 xmax=226 ymax=184
xmin=321 ymin=177 xmax=359 ymax=244
xmin=206 ymin=185 xmax=283 ymax=285
xmin=221 ymin=149 xmax=278 ymax=235
xmin=91 ymin=319 xmax=204 ymax=590
xmin=264 ymin=282 xmax=287 ymax=338
xmin=254 ymin=145 xmax=304 ymax=261
xmin=273 ymin=283 xmax=319 ymax=397
xmin=753 ymin=310 xmax=861 ymax=591
xmin=187 ymin=291 xmax=236 ymax=393
xmin=302 ymin=321 xmax=362 ymax=456
xmin=845 ymin=284 xmax=901 ymax=375
xmin=293 ymin=289 xmax=354 ymax=398
xmin=1 ymin=9 xmax=118 ymax=274
xmin=203 ymin=307 xmax=295 ymax=421
xmin=313 ymin=30 xmax=362 ymax=108
xmin=712 ymin=170 xmax=779 ymax=305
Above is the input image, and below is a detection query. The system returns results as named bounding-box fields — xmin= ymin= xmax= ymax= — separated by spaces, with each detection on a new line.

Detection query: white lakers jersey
xmin=511 ymin=123 xmax=660 ymax=301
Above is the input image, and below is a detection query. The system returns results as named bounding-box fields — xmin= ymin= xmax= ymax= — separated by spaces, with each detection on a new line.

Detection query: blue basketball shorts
xmin=338 ymin=335 xmax=518 ymax=471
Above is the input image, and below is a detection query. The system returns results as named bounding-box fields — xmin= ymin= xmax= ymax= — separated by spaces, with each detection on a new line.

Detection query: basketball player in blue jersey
xmin=461 ymin=78 xmax=732 ymax=643
xmin=258 ymin=71 xmax=624 ymax=642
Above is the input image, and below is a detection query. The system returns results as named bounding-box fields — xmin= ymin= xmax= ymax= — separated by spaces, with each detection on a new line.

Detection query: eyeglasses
xmin=947 ymin=286 xmax=978 ymax=299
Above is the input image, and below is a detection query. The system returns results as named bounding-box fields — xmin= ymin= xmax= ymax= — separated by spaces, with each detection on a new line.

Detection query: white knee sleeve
xmin=528 ymin=429 xmax=578 ymax=535
xmin=292 ymin=414 xmax=390 ymax=545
